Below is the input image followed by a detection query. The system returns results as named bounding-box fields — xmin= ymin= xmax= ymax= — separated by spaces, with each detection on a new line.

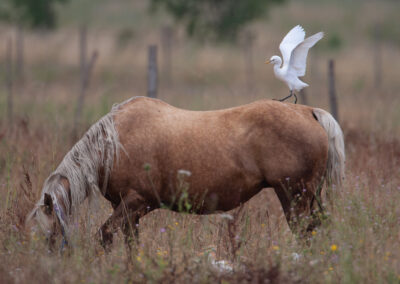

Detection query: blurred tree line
xmin=0 ymin=0 xmax=68 ymax=29
xmin=150 ymin=0 xmax=285 ymax=41
xmin=0 ymin=0 xmax=285 ymax=40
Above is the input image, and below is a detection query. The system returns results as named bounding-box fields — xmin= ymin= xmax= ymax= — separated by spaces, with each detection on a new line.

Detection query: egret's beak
xmin=265 ymin=59 xmax=271 ymax=64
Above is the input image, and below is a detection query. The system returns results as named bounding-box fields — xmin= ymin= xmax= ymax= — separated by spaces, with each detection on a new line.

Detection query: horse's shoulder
xmin=114 ymin=97 xmax=171 ymax=120
xmin=117 ymin=97 xmax=169 ymax=111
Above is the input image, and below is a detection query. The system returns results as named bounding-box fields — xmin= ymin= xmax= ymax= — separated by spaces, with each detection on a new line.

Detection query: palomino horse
xmin=26 ymin=97 xmax=345 ymax=249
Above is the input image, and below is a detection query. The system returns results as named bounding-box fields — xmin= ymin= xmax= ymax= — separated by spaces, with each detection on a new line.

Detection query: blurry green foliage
xmin=352 ymin=76 xmax=365 ymax=93
xmin=317 ymin=32 xmax=343 ymax=52
xmin=117 ymin=28 xmax=136 ymax=49
xmin=0 ymin=0 xmax=69 ymax=29
xmin=327 ymin=33 xmax=342 ymax=50
xmin=150 ymin=0 xmax=285 ymax=41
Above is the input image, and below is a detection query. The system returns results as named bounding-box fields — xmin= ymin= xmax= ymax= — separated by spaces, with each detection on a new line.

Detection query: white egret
xmin=266 ymin=25 xmax=323 ymax=103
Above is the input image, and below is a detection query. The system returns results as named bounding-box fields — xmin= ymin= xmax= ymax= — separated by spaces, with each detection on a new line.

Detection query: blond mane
xmin=27 ymin=100 xmax=131 ymax=228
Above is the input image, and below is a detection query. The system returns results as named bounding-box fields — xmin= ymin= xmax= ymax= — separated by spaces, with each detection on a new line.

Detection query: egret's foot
xmin=274 ymin=91 xmax=293 ymax=102
xmin=279 ymin=96 xmax=291 ymax=102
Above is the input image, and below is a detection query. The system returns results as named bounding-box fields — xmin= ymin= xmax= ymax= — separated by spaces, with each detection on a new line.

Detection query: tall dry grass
xmin=0 ymin=0 xmax=399 ymax=282
xmin=1 ymin=110 xmax=399 ymax=283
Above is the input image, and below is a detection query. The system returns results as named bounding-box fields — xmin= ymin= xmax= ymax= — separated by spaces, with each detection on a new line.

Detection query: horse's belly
xmin=160 ymin=171 xmax=265 ymax=213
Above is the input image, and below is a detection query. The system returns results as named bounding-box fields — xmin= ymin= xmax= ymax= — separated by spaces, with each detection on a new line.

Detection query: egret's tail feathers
xmin=300 ymin=81 xmax=309 ymax=89
xmin=294 ymin=79 xmax=308 ymax=91
xmin=313 ymin=108 xmax=345 ymax=187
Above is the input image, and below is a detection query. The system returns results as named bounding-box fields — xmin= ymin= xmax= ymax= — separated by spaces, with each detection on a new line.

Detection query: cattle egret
xmin=266 ymin=25 xmax=323 ymax=103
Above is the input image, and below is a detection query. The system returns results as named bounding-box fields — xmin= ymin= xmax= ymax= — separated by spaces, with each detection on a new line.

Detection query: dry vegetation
xmin=0 ymin=0 xmax=400 ymax=283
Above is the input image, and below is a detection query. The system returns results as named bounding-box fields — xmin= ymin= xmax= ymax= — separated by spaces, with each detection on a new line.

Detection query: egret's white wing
xmin=279 ymin=25 xmax=306 ymax=68
xmin=289 ymin=32 xmax=324 ymax=77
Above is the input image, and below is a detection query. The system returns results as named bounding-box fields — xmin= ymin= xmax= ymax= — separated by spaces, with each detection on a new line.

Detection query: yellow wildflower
xmin=32 ymin=232 xmax=39 ymax=242
xmin=384 ymin=252 xmax=390 ymax=261
xmin=329 ymin=267 xmax=333 ymax=271
xmin=261 ymin=223 xmax=265 ymax=228
xmin=311 ymin=230 xmax=316 ymax=236
xmin=175 ymin=222 xmax=179 ymax=226
xmin=272 ymin=245 xmax=279 ymax=251
xmin=330 ymin=244 xmax=338 ymax=252
xmin=136 ymin=256 xmax=142 ymax=262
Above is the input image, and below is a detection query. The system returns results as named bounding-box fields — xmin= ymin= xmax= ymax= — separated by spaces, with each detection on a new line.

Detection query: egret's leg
xmin=293 ymin=93 xmax=298 ymax=104
xmin=277 ymin=90 xmax=293 ymax=102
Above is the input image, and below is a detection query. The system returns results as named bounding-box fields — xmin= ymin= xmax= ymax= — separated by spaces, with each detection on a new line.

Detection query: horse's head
xmin=26 ymin=175 xmax=70 ymax=251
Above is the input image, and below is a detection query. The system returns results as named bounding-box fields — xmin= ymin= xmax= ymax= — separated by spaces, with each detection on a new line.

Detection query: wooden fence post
xmin=79 ymin=26 xmax=87 ymax=84
xmin=328 ymin=59 xmax=339 ymax=122
xmin=6 ymin=38 xmax=13 ymax=124
xmin=147 ymin=45 xmax=158 ymax=98
xmin=373 ymin=24 xmax=382 ymax=89
xmin=299 ymin=89 xmax=308 ymax=105
xmin=242 ymin=31 xmax=255 ymax=94
xmin=15 ymin=25 xmax=24 ymax=84
xmin=73 ymin=51 xmax=98 ymax=136
xmin=73 ymin=26 xmax=98 ymax=138
xmin=161 ymin=26 xmax=173 ymax=87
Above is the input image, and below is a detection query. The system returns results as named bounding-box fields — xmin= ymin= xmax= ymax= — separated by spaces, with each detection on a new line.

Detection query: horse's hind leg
xmin=273 ymin=181 xmax=322 ymax=237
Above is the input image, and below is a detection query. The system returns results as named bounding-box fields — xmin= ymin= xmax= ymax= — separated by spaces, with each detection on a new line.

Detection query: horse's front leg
xmin=98 ymin=190 xmax=149 ymax=251
xmin=120 ymin=205 xmax=148 ymax=249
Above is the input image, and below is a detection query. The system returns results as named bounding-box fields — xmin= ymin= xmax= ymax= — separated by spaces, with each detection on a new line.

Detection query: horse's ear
xmin=43 ymin=193 xmax=53 ymax=215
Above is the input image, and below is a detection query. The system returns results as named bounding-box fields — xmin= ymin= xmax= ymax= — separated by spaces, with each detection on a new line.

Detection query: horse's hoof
xmin=97 ymin=229 xmax=113 ymax=251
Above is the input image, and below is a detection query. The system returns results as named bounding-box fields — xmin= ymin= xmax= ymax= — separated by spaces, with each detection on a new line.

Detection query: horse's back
xmin=113 ymin=97 xmax=328 ymax=181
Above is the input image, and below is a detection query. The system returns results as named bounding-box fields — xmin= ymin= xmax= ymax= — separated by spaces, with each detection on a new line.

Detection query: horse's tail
xmin=313 ymin=108 xmax=345 ymax=188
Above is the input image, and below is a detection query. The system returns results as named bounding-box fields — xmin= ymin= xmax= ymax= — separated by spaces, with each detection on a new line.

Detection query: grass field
xmin=0 ymin=0 xmax=399 ymax=283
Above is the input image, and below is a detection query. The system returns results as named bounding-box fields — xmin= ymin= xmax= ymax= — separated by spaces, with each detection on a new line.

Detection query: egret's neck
xmin=273 ymin=60 xmax=284 ymax=78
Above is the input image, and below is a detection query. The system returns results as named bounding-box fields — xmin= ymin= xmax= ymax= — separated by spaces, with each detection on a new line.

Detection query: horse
xmin=26 ymin=97 xmax=345 ymax=250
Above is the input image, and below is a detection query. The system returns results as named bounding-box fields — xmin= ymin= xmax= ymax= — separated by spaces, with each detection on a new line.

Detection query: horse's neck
xmin=54 ymin=176 xmax=72 ymax=215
